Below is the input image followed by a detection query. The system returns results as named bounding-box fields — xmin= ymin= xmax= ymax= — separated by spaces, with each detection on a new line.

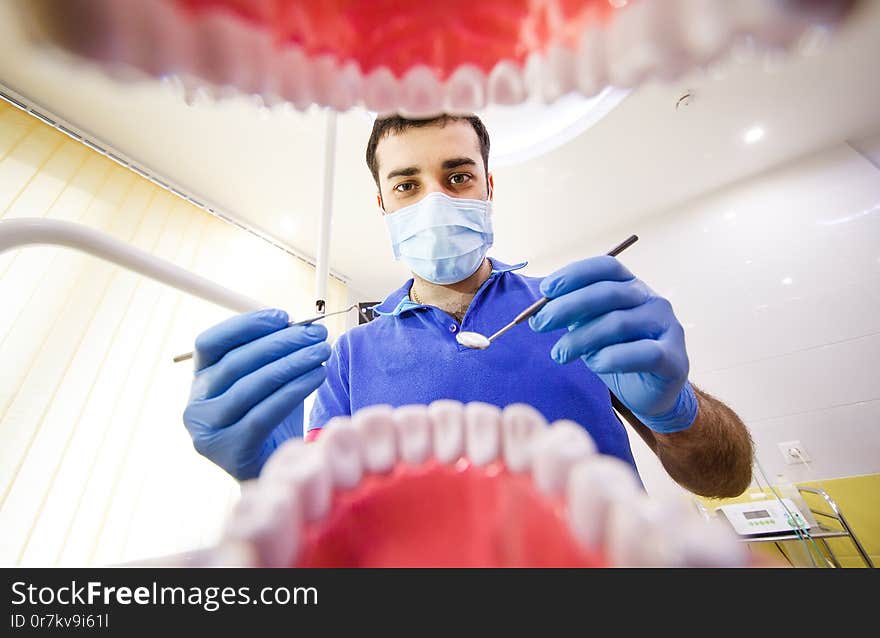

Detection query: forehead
xmin=375 ymin=120 xmax=482 ymax=175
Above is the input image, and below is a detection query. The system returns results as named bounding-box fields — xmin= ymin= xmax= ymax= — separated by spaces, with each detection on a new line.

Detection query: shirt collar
xmin=372 ymin=257 xmax=528 ymax=317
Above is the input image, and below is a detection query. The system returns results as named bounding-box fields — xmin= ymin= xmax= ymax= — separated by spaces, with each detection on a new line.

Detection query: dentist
xmin=183 ymin=114 xmax=753 ymax=497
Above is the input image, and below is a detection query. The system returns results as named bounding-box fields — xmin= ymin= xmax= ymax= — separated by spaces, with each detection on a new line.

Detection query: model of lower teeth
xmin=208 ymin=401 xmax=749 ymax=568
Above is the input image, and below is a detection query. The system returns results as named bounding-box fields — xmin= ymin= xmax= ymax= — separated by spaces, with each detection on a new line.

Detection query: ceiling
xmin=2 ymin=1 xmax=879 ymax=300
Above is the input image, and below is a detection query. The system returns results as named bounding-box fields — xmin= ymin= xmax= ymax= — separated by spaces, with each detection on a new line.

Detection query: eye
xmin=393 ymin=182 xmax=417 ymax=193
xmin=449 ymin=173 xmax=472 ymax=185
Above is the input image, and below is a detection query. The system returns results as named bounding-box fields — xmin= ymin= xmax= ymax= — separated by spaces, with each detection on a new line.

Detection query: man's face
xmin=375 ymin=120 xmax=493 ymax=214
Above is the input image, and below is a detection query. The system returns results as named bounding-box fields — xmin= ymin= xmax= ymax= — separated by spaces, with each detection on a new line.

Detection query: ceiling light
xmin=744 ymin=126 xmax=765 ymax=144
xmin=280 ymin=218 xmax=298 ymax=234
xmin=478 ymin=88 xmax=630 ymax=167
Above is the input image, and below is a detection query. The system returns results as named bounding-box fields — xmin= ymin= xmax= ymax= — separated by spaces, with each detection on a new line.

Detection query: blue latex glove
xmin=529 ymin=256 xmax=697 ymax=433
xmin=183 ymin=308 xmax=331 ymax=480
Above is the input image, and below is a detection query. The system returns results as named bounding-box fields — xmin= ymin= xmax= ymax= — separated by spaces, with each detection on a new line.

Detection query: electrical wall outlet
xmin=778 ymin=440 xmax=811 ymax=465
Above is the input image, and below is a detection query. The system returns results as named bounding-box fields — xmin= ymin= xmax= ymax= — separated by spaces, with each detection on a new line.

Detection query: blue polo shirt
xmin=308 ymin=258 xmax=639 ymax=471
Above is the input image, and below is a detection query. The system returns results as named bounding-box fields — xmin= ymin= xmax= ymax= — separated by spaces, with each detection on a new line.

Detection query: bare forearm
xmin=618 ymin=385 xmax=754 ymax=498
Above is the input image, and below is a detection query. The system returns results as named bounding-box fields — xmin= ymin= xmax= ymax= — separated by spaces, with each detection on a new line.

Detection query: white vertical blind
xmin=0 ymin=101 xmax=348 ymax=566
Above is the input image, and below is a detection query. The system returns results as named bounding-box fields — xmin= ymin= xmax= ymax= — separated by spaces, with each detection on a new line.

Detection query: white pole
xmin=315 ymin=109 xmax=337 ymax=314
xmin=0 ymin=218 xmax=264 ymax=313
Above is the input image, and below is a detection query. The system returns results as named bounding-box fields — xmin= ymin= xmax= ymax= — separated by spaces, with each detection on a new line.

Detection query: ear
xmin=376 ymin=191 xmax=384 ymax=213
xmin=487 ymin=173 xmax=494 ymax=201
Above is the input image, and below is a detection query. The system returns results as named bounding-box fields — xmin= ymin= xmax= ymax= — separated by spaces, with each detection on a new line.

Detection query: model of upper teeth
xmin=14 ymin=0 xmax=857 ymax=115
xmin=208 ymin=401 xmax=748 ymax=568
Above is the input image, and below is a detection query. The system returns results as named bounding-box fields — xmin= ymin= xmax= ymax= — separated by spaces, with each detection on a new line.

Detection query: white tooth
xmin=176 ymin=75 xmax=195 ymax=106
xmin=328 ymin=61 xmax=362 ymax=112
xmin=192 ymin=12 xmax=241 ymax=88
xmin=606 ymin=495 xmax=678 ymax=567
xmin=319 ymin=416 xmax=363 ymax=490
xmin=677 ymin=517 xmax=748 ymax=567
xmin=654 ymin=2 xmax=693 ymax=82
xmin=209 ymin=540 xmax=260 ymax=567
xmin=148 ymin=0 xmax=195 ymax=78
xmin=262 ymin=36 xmax=287 ymax=104
xmin=730 ymin=0 xmax=803 ymax=48
xmin=445 ymin=64 xmax=487 ymax=113
xmin=606 ymin=1 xmax=667 ymax=87
xmin=277 ymin=46 xmax=314 ymax=111
xmin=463 ymin=402 xmax=501 ymax=467
xmin=605 ymin=4 xmax=640 ymax=87
xmin=223 ymin=483 xmax=300 ymax=567
xmin=261 ymin=90 xmax=284 ymax=108
xmin=487 ymin=60 xmax=526 ymax=106
xmin=392 ymin=405 xmax=433 ymax=465
xmin=615 ymin=0 xmax=693 ymax=85
xmin=796 ymin=25 xmax=831 ymax=58
xmin=261 ymin=439 xmax=331 ymax=523
xmin=606 ymin=495 xmax=717 ymax=567
xmin=530 ymin=420 xmax=596 ymax=496
xmin=566 ymin=456 xmax=641 ymax=553
xmin=352 ymin=404 xmax=397 ymax=473
xmin=247 ymin=30 xmax=275 ymax=97
xmin=310 ymin=54 xmax=339 ymax=108
xmin=542 ymin=46 xmax=576 ymax=102
xmin=362 ymin=66 xmax=401 ymax=115
xmin=500 ymin=403 xmax=547 ymax=472
xmin=676 ymin=0 xmax=733 ymax=66
xmin=428 ymin=400 xmax=465 ymax=464
xmin=729 ymin=33 xmax=759 ymax=66
xmin=575 ymin=26 xmax=608 ymax=98
xmin=522 ymin=52 xmax=544 ymax=102
xmin=212 ymin=11 xmax=270 ymax=94
xmin=399 ymin=65 xmax=444 ymax=117
xmin=232 ymin=18 xmax=269 ymax=96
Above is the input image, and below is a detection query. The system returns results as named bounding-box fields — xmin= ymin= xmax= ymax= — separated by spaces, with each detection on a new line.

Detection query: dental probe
xmin=173 ymin=304 xmax=367 ymax=363
xmin=456 ymin=234 xmax=639 ymax=350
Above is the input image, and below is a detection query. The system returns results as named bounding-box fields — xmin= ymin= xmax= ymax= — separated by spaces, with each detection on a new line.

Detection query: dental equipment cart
xmin=725 ymin=486 xmax=873 ymax=568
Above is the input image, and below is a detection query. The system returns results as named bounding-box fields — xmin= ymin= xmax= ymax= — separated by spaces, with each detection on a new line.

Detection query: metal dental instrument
xmin=456 ymin=234 xmax=639 ymax=350
xmin=173 ymin=303 xmax=366 ymax=363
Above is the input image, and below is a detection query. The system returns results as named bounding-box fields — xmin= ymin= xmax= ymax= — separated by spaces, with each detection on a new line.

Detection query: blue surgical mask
xmin=384 ymin=192 xmax=493 ymax=285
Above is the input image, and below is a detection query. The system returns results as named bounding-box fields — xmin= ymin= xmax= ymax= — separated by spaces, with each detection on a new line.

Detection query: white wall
xmin=524 ymin=138 xmax=880 ymax=498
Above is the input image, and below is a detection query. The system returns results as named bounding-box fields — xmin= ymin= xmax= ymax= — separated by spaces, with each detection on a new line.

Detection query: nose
xmin=422 ymin=178 xmax=449 ymax=197
xmin=401 ymin=178 xmax=451 ymax=209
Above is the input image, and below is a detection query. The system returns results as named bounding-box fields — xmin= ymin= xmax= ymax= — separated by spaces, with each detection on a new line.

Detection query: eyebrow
xmin=441 ymin=157 xmax=477 ymax=170
xmin=386 ymin=157 xmax=477 ymax=181
xmin=386 ymin=166 xmax=420 ymax=180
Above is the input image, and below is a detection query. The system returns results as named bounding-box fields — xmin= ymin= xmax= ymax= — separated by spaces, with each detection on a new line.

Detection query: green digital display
xmin=743 ymin=510 xmax=771 ymax=520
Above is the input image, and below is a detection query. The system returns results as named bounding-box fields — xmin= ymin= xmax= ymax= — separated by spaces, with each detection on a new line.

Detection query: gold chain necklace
xmin=412 ymin=285 xmax=467 ymax=322
xmin=409 ymin=284 xmax=467 ymax=323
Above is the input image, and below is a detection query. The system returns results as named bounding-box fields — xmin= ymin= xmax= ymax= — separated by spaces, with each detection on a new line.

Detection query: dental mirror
xmin=456 ymin=235 xmax=638 ymax=351
xmin=456 ymin=331 xmax=491 ymax=350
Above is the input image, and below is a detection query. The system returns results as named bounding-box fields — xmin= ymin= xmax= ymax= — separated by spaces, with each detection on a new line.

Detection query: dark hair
xmin=365 ymin=114 xmax=491 ymax=189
